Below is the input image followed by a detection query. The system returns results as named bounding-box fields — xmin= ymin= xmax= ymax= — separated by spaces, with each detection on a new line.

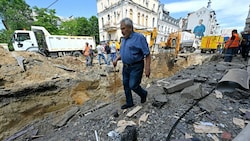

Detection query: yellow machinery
xmin=164 ymin=31 xmax=196 ymax=57
xmin=109 ymin=40 xmax=121 ymax=50
xmin=134 ymin=27 xmax=158 ymax=48
xmin=200 ymin=36 xmax=224 ymax=53
xmin=164 ymin=31 xmax=181 ymax=57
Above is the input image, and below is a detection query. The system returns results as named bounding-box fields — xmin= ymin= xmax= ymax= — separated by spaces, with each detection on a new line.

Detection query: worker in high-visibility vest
xmin=224 ymin=29 xmax=240 ymax=62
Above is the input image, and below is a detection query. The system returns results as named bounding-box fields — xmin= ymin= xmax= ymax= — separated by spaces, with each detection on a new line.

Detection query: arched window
xmin=114 ymin=12 xmax=116 ymax=24
xmin=138 ymin=13 xmax=140 ymax=25
xmin=152 ymin=17 xmax=155 ymax=27
xmin=129 ymin=9 xmax=133 ymax=20
xmin=102 ymin=17 xmax=104 ymax=27
xmin=142 ymin=14 xmax=144 ymax=26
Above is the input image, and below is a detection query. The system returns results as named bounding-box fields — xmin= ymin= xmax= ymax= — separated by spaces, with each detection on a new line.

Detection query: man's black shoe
xmin=121 ymin=104 xmax=134 ymax=109
xmin=141 ymin=93 xmax=147 ymax=103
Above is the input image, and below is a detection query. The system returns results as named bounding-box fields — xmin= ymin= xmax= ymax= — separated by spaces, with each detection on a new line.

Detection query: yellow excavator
xmin=134 ymin=27 xmax=158 ymax=48
xmin=164 ymin=30 xmax=196 ymax=57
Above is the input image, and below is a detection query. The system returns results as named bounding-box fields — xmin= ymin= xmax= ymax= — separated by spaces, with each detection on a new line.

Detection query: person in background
xmin=241 ymin=29 xmax=250 ymax=61
xmin=83 ymin=42 xmax=91 ymax=66
xmin=224 ymin=29 xmax=240 ymax=62
xmin=96 ymin=43 xmax=107 ymax=65
xmin=110 ymin=41 xmax=117 ymax=61
xmin=104 ymin=42 xmax=111 ymax=65
xmin=113 ymin=17 xmax=151 ymax=109
xmin=89 ymin=45 xmax=95 ymax=66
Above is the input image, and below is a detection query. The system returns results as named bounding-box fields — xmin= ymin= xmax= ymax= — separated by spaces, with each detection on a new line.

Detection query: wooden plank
xmin=126 ymin=106 xmax=142 ymax=117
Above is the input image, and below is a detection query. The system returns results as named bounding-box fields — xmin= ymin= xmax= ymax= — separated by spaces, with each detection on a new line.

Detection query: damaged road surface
xmin=1 ymin=46 xmax=250 ymax=141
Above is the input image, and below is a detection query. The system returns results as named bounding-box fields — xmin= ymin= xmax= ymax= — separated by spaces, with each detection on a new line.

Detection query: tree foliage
xmin=59 ymin=16 xmax=99 ymax=43
xmin=32 ymin=7 xmax=60 ymax=35
xmin=0 ymin=1 xmax=99 ymax=44
xmin=89 ymin=16 xmax=99 ymax=43
xmin=0 ymin=0 xmax=33 ymax=30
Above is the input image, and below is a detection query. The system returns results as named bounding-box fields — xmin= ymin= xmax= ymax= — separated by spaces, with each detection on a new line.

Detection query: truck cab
xmin=11 ymin=30 xmax=39 ymax=52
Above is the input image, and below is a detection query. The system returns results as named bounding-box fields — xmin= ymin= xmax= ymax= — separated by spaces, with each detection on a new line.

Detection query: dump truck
xmin=10 ymin=26 xmax=96 ymax=57
xmin=200 ymin=35 xmax=224 ymax=53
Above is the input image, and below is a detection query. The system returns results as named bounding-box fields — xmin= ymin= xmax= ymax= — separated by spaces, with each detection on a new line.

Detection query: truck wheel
xmin=72 ymin=51 xmax=82 ymax=57
xmin=190 ymin=47 xmax=196 ymax=53
xmin=201 ymin=49 xmax=205 ymax=53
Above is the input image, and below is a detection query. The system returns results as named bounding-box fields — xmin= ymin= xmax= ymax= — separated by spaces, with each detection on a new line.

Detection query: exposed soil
xmin=1 ymin=46 xmax=249 ymax=141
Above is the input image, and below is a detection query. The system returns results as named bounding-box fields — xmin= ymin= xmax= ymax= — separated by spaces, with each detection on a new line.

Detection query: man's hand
xmin=145 ymin=67 xmax=150 ymax=78
xmin=113 ymin=60 xmax=118 ymax=67
xmin=113 ymin=56 xmax=121 ymax=67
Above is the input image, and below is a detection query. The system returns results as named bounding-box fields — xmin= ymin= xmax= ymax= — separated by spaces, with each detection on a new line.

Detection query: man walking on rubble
xmin=96 ymin=43 xmax=107 ymax=65
xmin=113 ymin=17 xmax=151 ymax=109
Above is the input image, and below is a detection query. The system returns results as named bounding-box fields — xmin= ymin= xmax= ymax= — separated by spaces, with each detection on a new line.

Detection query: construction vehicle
xmin=108 ymin=40 xmax=121 ymax=50
xmin=164 ymin=31 xmax=197 ymax=56
xmin=200 ymin=35 xmax=224 ymax=53
xmin=10 ymin=26 xmax=96 ymax=57
xmin=134 ymin=27 xmax=157 ymax=48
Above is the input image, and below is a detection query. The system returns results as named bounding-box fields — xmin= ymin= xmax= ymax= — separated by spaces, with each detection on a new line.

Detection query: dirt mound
xmin=0 ymin=46 xmax=209 ymax=140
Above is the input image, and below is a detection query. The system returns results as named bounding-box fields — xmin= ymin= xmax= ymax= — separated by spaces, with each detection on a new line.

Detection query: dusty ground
xmin=0 ymin=46 xmax=197 ymax=140
xmin=1 ymin=46 xmax=249 ymax=141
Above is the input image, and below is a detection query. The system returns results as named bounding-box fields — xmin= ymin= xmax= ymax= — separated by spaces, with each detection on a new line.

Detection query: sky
xmin=1 ymin=0 xmax=249 ymax=31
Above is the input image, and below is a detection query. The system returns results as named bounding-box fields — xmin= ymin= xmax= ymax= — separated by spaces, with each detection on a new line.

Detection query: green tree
xmin=0 ymin=0 xmax=33 ymax=30
xmin=32 ymin=7 xmax=60 ymax=34
xmin=0 ymin=0 xmax=33 ymax=43
xmin=59 ymin=16 xmax=99 ymax=43
xmin=75 ymin=17 xmax=91 ymax=36
xmin=89 ymin=16 xmax=99 ymax=43
xmin=59 ymin=18 xmax=78 ymax=35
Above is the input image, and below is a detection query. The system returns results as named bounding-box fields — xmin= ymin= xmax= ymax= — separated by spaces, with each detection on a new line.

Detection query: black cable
xmin=46 ymin=0 xmax=59 ymax=9
xmin=166 ymin=87 xmax=216 ymax=141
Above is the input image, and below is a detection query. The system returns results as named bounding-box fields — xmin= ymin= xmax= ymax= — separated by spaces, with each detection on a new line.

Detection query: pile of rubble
xmin=1 ymin=45 xmax=250 ymax=141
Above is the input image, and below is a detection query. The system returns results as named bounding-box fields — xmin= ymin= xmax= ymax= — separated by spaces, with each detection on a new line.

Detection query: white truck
xmin=10 ymin=26 xmax=96 ymax=57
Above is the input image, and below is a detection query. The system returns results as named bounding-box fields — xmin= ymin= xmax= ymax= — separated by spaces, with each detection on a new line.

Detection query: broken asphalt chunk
xmin=163 ymin=79 xmax=194 ymax=94
xmin=152 ymin=94 xmax=168 ymax=108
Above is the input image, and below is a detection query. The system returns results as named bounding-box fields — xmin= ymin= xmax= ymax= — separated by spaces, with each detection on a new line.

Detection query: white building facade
xmin=185 ymin=1 xmax=220 ymax=36
xmin=97 ymin=0 xmax=159 ymax=43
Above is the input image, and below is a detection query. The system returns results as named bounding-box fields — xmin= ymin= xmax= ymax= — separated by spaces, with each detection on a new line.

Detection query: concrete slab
xmin=163 ymin=79 xmax=194 ymax=94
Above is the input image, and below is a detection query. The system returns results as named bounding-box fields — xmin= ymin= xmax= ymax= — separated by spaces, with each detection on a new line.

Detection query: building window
xmin=108 ymin=15 xmax=110 ymax=24
xmin=130 ymin=9 xmax=133 ymax=20
xmin=138 ymin=13 xmax=140 ymax=25
xmin=146 ymin=16 xmax=148 ymax=26
xmin=142 ymin=14 xmax=144 ymax=26
xmin=152 ymin=17 xmax=155 ymax=27
xmin=108 ymin=15 xmax=110 ymax=21
xmin=109 ymin=34 xmax=111 ymax=40
xmin=114 ymin=12 xmax=116 ymax=24
xmin=102 ymin=17 xmax=104 ymax=27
